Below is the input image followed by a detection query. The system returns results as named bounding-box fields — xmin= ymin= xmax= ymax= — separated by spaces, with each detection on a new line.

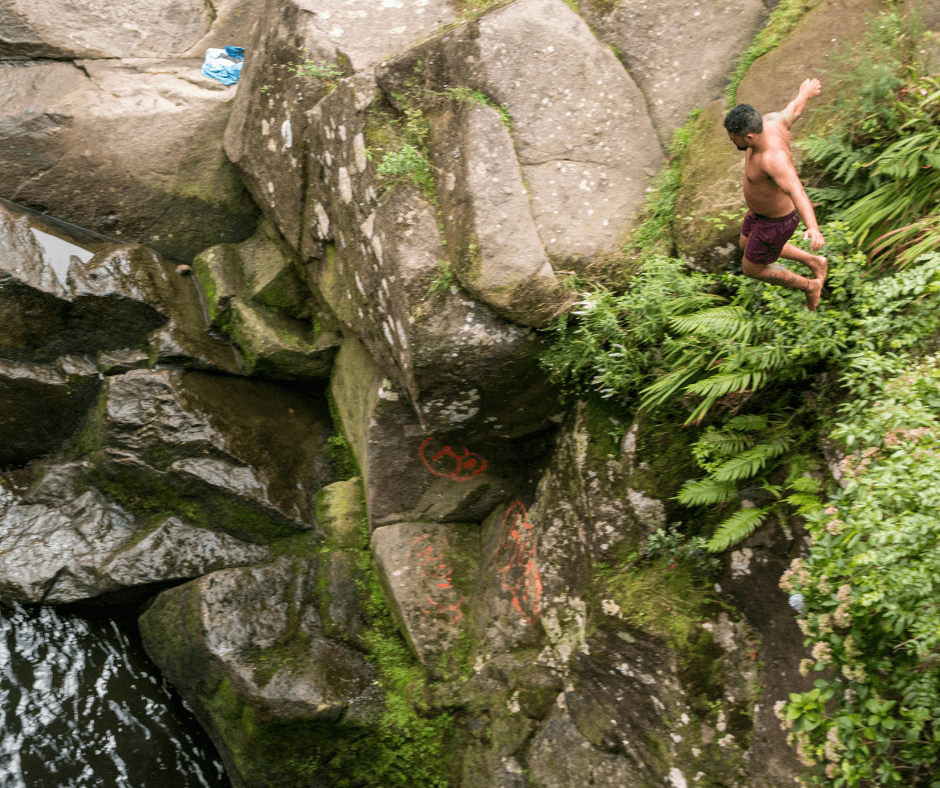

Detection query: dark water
xmin=0 ymin=602 xmax=230 ymax=788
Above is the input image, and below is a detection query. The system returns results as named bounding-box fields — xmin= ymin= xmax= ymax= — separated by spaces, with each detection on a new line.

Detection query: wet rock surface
xmin=139 ymin=551 xmax=380 ymax=784
xmin=0 ymin=462 xmax=270 ymax=604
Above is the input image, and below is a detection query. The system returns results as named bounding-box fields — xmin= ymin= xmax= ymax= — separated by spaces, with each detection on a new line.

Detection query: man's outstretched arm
xmin=775 ymin=78 xmax=822 ymax=128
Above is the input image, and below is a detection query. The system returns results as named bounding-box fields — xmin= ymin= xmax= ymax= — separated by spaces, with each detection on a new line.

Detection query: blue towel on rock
xmin=201 ymin=47 xmax=244 ymax=85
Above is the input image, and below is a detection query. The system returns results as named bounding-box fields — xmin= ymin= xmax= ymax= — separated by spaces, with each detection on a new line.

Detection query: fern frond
xmin=710 ymin=438 xmax=791 ymax=482
xmin=695 ymin=429 xmax=752 ymax=459
xmin=684 ymin=371 xmax=762 ymax=399
xmin=788 ymin=474 xmax=823 ymax=494
xmin=676 ymin=478 xmax=738 ymax=506
xmin=785 ymin=492 xmax=824 ymax=514
xmin=707 ymin=507 xmax=769 ymax=552
xmin=669 ymin=306 xmax=754 ymax=342
xmin=724 ymin=414 xmax=769 ymax=432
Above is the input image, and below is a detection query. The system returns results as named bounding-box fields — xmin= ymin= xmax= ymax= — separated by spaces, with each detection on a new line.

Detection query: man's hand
xmin=800 ymin=78 xmax=822 ymax=98
xmin=804 ymin=226 xmax=825 ymax=251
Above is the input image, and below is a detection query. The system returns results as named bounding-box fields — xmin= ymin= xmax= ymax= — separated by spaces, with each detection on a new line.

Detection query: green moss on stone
xmin=90 ymin=462 xmax=298 ymax=545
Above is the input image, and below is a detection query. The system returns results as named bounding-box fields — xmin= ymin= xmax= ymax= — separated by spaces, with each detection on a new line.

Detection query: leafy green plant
xmin=283 ymin=52 xmax=344 ymax=86
xmin=427 ymin=260 xmax=456 ymax=295
xmin=366 ymin=89 xmax=437 ymax=202
xmin=779 ymin=352 xmax=940 ymax=786
xmin=444 ymin=86 xmax=512 ymax=129
xmin=644 ymin=524 xmax=722 ymax=577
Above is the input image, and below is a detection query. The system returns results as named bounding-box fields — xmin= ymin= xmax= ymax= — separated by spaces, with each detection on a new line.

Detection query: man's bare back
xmin=723 ymin=79 xmax=828 ymax=310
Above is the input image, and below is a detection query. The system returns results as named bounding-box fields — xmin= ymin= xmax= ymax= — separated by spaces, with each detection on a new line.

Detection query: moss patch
xmin=90 ymin=461 xmax=298 ymax=545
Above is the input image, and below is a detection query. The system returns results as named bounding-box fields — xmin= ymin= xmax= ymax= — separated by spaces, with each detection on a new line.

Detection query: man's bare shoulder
xmin=763 ymin=111 xmax=794 ymax=127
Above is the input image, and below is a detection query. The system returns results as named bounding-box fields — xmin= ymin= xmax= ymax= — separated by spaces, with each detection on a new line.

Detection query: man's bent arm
xmin=778 ymin=78 xmax=821 ymax=128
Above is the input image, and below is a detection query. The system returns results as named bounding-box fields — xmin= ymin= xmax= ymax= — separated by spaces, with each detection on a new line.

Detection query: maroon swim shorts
xmin=741 ymin=209 xmax=800 ymax=264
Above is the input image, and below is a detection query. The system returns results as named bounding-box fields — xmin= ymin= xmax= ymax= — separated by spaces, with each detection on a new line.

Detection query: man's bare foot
xmin=804 ymin=279 xmax=823 ymax=311
xmin=807 ymin=255 xmax=828 ymax=283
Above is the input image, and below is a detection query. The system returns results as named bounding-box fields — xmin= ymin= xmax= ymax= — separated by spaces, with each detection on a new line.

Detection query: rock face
xmin=580 ymin=0 xmax=768 ymax=144
xmin=192 ymin=218 xmax=340 ymax=379
xmin=0 ymin=202 xmax=241 ymax=374
xmin=93 ymin=367 xmax=331 ymax=536
xmin=0 ymin=0 xmax=858 ymax=785
xmin=139 ymin=481 xmax=379 ymax=788
xmin=0 ymin=52 xmax=258 ymax=261
xmin=0 ymin=462 xmax=271 ymax=603
xmin=372 ymin=521 xmax=480 ymax=671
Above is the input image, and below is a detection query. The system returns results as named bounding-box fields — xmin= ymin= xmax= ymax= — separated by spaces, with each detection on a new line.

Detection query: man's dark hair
xmin=723 ymin=104 xmax=763 ymax=136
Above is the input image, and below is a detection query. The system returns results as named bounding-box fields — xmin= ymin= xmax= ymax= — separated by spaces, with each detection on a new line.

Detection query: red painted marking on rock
xmin=419 ymin=437 xmax=486 ymax=480
xmin=409 ymin=533 xmax=464 ymax=626
xmin=494 ymin=501 xmax=542 ymax=626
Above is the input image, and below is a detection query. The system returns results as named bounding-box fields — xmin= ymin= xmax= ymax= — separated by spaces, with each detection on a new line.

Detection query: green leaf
xmin=707 ymin=507 xmax=769 ymax=552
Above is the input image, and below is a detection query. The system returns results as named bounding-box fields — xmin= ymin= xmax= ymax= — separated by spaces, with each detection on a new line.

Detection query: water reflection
xmin=0 ymin=603 xmax=229 ymax=788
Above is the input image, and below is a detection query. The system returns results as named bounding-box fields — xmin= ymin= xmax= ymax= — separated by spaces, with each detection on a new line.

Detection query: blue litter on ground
xmin=201 ymin=47 xmax=244 ymax=85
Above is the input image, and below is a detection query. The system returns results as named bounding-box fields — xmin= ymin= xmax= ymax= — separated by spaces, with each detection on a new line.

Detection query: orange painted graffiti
xmin=419 ymin=437 xmax=486 ymax=481
xmin=494 ymin=501 xmax=542 ymax=625
xmin=410 ymin=533 xmax=465 ymax=623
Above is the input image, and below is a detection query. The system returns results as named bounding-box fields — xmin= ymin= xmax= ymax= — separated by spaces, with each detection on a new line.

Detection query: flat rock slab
xmin=580 ymin=0 xmax=768 ymax=142
xmin=372 ymin=521 xmax=480 ymax=670
xmin=0 ymin=59 xmax=258 ymax=262
xmin=0 ymin=462 xmax=272 ymax=604
xmin=0 ymin=0 xmax=212 ymax=59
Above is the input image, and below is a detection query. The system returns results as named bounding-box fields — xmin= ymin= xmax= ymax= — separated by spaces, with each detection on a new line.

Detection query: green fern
xmin=708 ymin=437 xmax=792 ymax=482
xmin=706 ymin=507 xmax=769 ymax=553
xmin=669 ymin=306 xmax=754 ymax=342
xmin=676 ymin=478 xmax=738 ymax=507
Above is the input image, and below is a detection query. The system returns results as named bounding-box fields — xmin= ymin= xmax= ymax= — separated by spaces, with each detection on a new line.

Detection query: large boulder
xmin=378 ymin=0 xmax=664 ymax=270
xmin=0 ymin=59 xmax=258 ymax=261
xmin=672 ymin=0 xmax=883 ymax=267
xmin=0 ymin=0 xmax=212 ymax=59
xmin=579 ymin=0 xmax=768 ymax=143
xmin=0 ymin=462 xmax=271 ymax=603
xmin=87 ymin=368 xmax=332 ymax=538
xmin=330 ymin=337 xmax=558 ymax=531
xmin=0 ymin=0 xmax=263 ymax=60
xmin=139 ymin=551 xmax=379 ymax=787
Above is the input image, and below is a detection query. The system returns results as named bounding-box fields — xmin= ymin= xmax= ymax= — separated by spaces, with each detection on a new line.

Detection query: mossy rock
xmin=315 ymin=477 xmax=367 ymax=550
xmin=671 ymin=101 xmax=748 ymax=267
xmin=221 ymin=297 xmax=339 ymax=380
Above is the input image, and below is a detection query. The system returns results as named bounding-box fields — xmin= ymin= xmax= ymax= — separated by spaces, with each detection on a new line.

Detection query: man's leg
xmin=779 ymin=242 xmax=828 ymax=281
xmin=742 ymin=257 xmax=823 ymax=311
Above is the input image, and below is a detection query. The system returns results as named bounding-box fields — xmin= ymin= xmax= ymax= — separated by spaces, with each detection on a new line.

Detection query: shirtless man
xmin=724 ymin=78 xmax=828 ymax=310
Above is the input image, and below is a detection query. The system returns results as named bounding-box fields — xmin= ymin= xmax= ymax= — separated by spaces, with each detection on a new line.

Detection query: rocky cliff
xmin=0 ymin=0 xmax=918 ymax=786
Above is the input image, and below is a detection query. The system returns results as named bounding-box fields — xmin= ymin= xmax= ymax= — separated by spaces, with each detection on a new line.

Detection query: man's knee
xmin=741 ymin=257 xmax=763 ymax=278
